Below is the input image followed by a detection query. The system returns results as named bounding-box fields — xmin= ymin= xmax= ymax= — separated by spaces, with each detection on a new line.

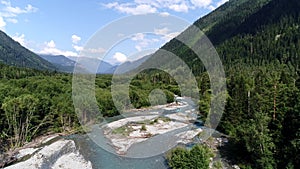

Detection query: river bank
xmin=1 ymin=135 xmax=92 ymax=169
xmin=0 ymin=134 xmax=59 ymax=168
xmin=0 ymin=132 xmax=92 ymax=169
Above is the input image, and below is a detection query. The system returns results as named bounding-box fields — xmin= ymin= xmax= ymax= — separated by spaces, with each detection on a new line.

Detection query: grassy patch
xmin=112 ymin=126 xmax=132 ymax=136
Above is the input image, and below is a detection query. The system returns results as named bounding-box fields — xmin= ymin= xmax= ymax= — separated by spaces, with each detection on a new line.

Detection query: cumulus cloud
xmin=39 ymin=40 xmax=78 ymax=56
xmin=154 ymin=27 xmax=180 ymax=42
xmin=72 ymin=45 xmax=83 ymax=52
xmin=0 ymin=1 xmax=38 ymax=30
xmin=104 ymin=2 xmax=157 ymax=15
xmin=113 ymin=52 xmax=127 ymax=63
xmin=169 ymin=3 xmax=189 ymax=12
xmin=103 ymin=0 xmax=215 ymax=14
xmin=1 ymin=1 xmax=38 ymax=16
xmin=132 ymin=33 xmax=145 ymax=41
xmin=159 ymin=12 xmax=170 ymax=17
xmin=12 ymin=33 xmax=25 ymax=46
xmin=154 ymin=27 xmax=170 ymax=35
xmin=46 ymin=40 xmax=55 ymax=48
xmin=71 ymin=34 xmax=81 ymax=44
xmin=11 ymin=33 xmax=35 ymax=51
xmin=190 ymin=0 xmax=212 ymax=8
xmin=131 ymin=33 xmax=160 ymax=51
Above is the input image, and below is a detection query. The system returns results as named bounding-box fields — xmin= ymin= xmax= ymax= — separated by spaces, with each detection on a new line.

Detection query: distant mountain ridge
xmin=68 ymin=56 xmax=115 ymax=74
xmin=40 ymin=54 xmax=76 ymax=73
xmin=109 ymin=54 xmax=152 ymax=74
xmin=0 ymin=30 xmax=56 ymax=70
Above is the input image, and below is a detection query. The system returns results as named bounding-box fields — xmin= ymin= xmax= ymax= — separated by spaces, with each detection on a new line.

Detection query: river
xmin=67 ymin=97 xmax=200 ymax=169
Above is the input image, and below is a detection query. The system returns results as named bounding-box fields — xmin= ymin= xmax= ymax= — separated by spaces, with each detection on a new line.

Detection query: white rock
xmin=15 ymin=148 xmax=39 ymax=159
xmin=5 ymin=139 xmax=92 ymax=169
xmin=233 ymin=165 xmax=240 ymax=169
xmin=52 ymin=152 xmax=92 ymax=169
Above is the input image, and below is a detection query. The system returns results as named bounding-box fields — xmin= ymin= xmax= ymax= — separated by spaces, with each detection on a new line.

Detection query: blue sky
xmin=0 ymin=0 xmax=228 ymax=64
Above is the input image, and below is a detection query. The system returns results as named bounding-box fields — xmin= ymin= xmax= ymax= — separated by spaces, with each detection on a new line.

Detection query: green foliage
xmin=212 ymin=160 xmax=223 ymax=169
xmin=2 ymin=94 xmax=39 ymax=148
xmin=156 ymin=0 xmax=300 ymax=168
xmin=1 ymin=2 xmax=300 ymax=169
xmin=112 ymin=126 xmax=132 ymax=136
xmin=126 ymin=69 xmax=177 ymax=108
xmin=166 ymin=145 xmax=213 ymax=169
xmin=141 ymin=124 xmax=147 ymax=131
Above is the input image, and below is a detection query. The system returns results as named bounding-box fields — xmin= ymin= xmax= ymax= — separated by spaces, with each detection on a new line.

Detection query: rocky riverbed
xmin=2 ymin=138 xmax=92 ymax=169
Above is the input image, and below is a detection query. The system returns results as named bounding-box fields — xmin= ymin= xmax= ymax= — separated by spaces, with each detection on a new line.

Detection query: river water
xmin=68 ymin=97 xmax=202 ymax=169
xmin=69 ymin=134 xmax=169 ymax=169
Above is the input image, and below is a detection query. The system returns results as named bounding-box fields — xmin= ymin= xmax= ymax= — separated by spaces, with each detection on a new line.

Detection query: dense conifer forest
xmin=0 ymin=0 xmax=299 ymax=168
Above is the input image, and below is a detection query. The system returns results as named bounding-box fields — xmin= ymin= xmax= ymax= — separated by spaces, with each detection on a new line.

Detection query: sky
xmin=0 ymin=0 xmax=228 ymax=65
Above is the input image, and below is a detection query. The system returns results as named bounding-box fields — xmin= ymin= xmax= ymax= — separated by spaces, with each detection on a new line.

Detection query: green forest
xmin=0 ymin=0 xmax=299 ymax=168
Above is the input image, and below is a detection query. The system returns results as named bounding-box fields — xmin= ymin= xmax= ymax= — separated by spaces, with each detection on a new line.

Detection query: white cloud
xmin=131 ymin=33 xmax=160 ymax=51
xmin=169 ymin=3 xmax=189 ymax=12
xmin=159 ymin=12 xmax=170 ymax=17
xmin=12 ymin=33 xmax=25 ymax=46
xmin=25 ymin=4 xmax=37 ymax=13
xmin=71 ymin=34 xmax=81 ymax=44
xmin=208 ymin=5 xmax=216 ymax=11
xmin=0 ymin=1 xmax=38 ymax=30
xmin=113 ymin=52 xmax=127 ymax=63
xmin=190 ymin=0 xmax=212 ymax=8
xmin=105 ymin=2 xmax=157 ymax=15
xmin=206 ymin=0 xmax=228 ymax=11
xmin=163 ymin=32 xmax=180 ymax=41
xmin=154 ymin=27 xmax=170 ymax=35
xmin=46 ymin=40 xmax=56 ymax=48
xmin=6 ymin=18 xmax=17 ymax=23
xmin=118 ymin=4 xmax=157 ymax=15
xmin=216 ymin=0 xmax=229 ymax=7
xmin=1 ymin=1 xmax=37 ymax=16
xmin=154 ymin=27 xmax=179 ymax=42
xmin=129 ymin=28 xmax=179 ymax=52
xmin=39 ymin=40 xmax=78 ymax=56
xmin=104 ymin=0 xmax=216 ymax=14
xmin=0 ymin=16 xmax=6 ymax=30
xmin=73 ymin=45 xmax=83 ymax=52
xmin=104 ymin=2 xmax=118 ymax=8
xmin=0 ymin=0 xmax=9 ymax=6
xmin=132 ymin=33 xmax=147 ymax=51
xmin=83 ymin=47 xmax=106 ymax=54
xmin=132 ymin=33 xmax=144 ymax=41
xmin=135 ymin=42 xmax=147 ymax=51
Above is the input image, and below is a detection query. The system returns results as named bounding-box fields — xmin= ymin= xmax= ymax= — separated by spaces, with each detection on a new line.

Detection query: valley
xmin=0 ymin=0 xmax=299 ymax=168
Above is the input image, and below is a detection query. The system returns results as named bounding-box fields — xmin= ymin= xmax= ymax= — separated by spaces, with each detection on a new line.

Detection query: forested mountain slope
xmin=145 ymin=0 xmax=300 ymax=75
xmin=0 ymin=31 xmax=56 ymax=70
xmin=138 ymin=0 xmax=300 ymax=168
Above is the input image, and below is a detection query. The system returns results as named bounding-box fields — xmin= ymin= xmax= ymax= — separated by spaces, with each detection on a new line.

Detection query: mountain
xmin=135 ymin=0 xmax=300 ymax=168
xmin=40 ymin=54 xmax=76 ymax=72
xmin=68 ymin=55 xmax=151 ymax=74
xmin=193 ymin=0 xmax=272 ymax=45
xmin=138 ymin=0 xmax=300 ymax=75
xmin=109 ymin=54 xmax=152 ymax=74
xmin=0 ymin=30 xmax=56 ymax=70
xmin=68 ymin=56 xmax=115 ymax=74
xmin=40 ymin=55 xmax=75 ymax=67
